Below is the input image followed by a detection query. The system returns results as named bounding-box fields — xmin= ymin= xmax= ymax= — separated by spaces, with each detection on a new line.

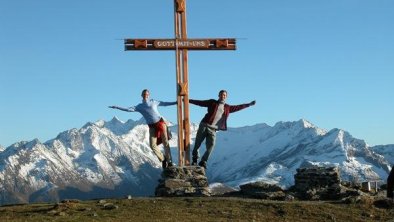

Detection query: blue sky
xmin=1 ymin=0 xmax=393 ymax=147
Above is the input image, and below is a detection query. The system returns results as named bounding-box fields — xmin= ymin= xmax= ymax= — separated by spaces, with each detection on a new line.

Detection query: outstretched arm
xmin=189 ymin=99 xmax=215 ymax=107
xmin=229 ymin=100 xmax=256 ymax=113
xmin=108 ymin=105 xmax=136 ymax=112
xmin=158 ymin=101 xmax=177 ymax=106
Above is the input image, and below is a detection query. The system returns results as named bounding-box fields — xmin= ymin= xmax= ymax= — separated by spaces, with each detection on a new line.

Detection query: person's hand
xmin=250 ymin=100 xmax=256 ymax=106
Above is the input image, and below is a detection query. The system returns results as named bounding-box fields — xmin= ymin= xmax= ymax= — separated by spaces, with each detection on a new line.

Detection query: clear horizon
xmin=1 ymin=0 xmax=393 ymax=147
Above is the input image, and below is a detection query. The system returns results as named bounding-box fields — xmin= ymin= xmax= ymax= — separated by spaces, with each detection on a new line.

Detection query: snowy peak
xmin=26 ymin=138 xmax=42 ymax=148
xmin=5 ymin=139 xmax=42 ymax=152
xmin=266 ymin=119 xmax=327 ymax=145
xmin=299 ymin=119 xmax=314 ymax=128
xmin=103 ymin=116 xmax=141 ymax=136
xmin=372 ymin=145 xmax=394 ymax=165
xmin=272 ymin=119 xmax=325 ymax=134
xmin=324 ymin=128 xmax=367 ymax=150
xmin=106 ymin=116 xmax=124 ymax=126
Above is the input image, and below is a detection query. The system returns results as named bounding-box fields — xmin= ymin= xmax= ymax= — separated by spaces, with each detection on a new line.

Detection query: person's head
xmin=218 ymin=90 xmax=227 ymax=101
xmin=141 ymin=89 xmax=150 ymax=101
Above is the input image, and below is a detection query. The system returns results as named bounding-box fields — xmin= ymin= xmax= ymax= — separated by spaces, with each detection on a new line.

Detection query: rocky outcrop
xmin=228 ymin=166 xmax=390 ymax=203
xmin=155 ymin=166 xmax=210 ymax=197
xmin=239 ymin=181 xmax=287 ymax=200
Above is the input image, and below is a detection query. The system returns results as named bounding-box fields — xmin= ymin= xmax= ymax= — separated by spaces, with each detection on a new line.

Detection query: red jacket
xmin=189 ymin=99 xmax=252 ymax=131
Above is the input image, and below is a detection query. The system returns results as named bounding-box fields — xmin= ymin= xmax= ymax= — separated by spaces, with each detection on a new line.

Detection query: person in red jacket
xmin=189 ymin=90 xmax=256 ymax=169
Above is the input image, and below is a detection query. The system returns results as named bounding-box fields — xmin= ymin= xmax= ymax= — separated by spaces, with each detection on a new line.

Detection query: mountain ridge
xmin=0 ymin=117 xmax=392 ymax=205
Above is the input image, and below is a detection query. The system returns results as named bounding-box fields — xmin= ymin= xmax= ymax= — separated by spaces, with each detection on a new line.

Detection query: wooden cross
xmin=124 ymin=0 xmax=236 ymax=166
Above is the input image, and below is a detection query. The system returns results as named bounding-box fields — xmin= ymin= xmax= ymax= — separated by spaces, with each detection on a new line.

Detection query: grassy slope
xmin=0 ymin=197 xmax=393 ymax=222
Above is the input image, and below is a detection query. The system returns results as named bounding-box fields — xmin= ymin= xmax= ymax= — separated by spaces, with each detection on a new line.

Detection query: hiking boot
xmin=161 ymin=160 xmax=168 ymax=169
xmin=192 ymin=158 xmax=198 ymax=166
xmin=198 ymin=161 xmax=207 ymax=169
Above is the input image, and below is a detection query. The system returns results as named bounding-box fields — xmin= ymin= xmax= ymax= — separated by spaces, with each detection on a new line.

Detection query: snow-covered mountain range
xmin=0 ymin=117 xmax=392 ymax=205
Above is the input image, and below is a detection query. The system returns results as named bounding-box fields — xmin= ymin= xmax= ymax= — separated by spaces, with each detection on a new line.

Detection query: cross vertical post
xmin=174 ymin=0 xmax=190 ymax=166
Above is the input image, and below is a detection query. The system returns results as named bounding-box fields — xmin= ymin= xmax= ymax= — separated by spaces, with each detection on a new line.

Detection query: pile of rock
xmin=155 ymin=165 xmax=385 ymax=203
xmin=239 ymin=181 xmax=289 ymax=200
xmin=293 ymin=166 xmax=341 ymax=200
xmin=155 ymin=166 xmax=210 ymax=197
xmin=234 ymin=167 xmax=383 ymax=202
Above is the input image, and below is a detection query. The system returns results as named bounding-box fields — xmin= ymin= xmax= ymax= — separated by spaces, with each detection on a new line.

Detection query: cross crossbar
xmin=125 ymin=38 xmax=236 ymax=50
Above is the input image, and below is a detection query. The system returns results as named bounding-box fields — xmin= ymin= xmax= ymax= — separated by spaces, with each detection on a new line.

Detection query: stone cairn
xmin=155 ymin=166 xmax=210 ymax=197
xmin=294 ymin=166 xmax=341 ymax=200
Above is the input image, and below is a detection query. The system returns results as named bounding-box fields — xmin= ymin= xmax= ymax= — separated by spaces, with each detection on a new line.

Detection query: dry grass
xmin=0 ymin=197 xmax=393 ymax=222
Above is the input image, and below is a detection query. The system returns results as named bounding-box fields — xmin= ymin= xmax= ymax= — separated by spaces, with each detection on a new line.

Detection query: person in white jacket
xmin=109 ymin=89 xmax=176 ymax=168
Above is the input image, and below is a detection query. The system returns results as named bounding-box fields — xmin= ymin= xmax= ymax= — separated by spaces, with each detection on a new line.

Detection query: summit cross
xmin=124 ymin=0 xmax=236 ymax=166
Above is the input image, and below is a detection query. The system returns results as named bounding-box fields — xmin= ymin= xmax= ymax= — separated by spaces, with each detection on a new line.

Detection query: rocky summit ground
xmin=0 ymin=196 xmax=393 ymax=222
